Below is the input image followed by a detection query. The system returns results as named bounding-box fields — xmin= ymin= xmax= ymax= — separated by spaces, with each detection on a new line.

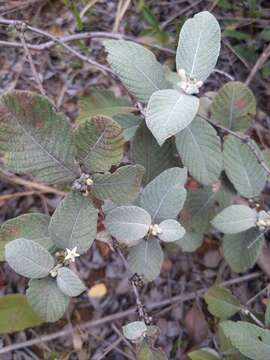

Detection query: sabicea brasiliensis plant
xmin=1 ymin=11 xmax=270 ymax=357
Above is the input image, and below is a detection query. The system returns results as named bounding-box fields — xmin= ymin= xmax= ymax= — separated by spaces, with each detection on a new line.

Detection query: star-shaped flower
xmin=64 ymin=246 xmax=80 ymax=262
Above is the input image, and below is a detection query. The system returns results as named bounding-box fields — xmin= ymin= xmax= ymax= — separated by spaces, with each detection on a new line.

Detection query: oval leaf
xmin=57 ymin=267 xmax=86 ymax=297
xmin=223 ymin=135 xmax=266 ymax=198
xmin=175 ymin=117 xmax=222 ymax=185
xmin=0 ymin=90 xmax=79 ymax=184
xmin=159 ymin=219 xmax=185 ymax=242
xmin=123 ymin=321 xmax=147 ymax=341
xmin=5 ymin=239 xmax=54 ymax=279
xmin=26 ymin=278 xmax=70 ymax=322
xmin=49 ymin=191 xmax=98 ymax=254
xmin=211 ymin=205 xmax=257 ymax=234
xmin=146 ymin=89 xmax=199 ymax=145
xmin=176 ymin=11 xmax=221 ymax=81
xmin=175 ymin=232 xmax=203 ymax=252
xmin=104 ymin=40 xmax=169 ymax=103
xmin=105 ymin=206 xmax=151 ymax=245
xmin=75 ymin=115 xmax=124 ymax=172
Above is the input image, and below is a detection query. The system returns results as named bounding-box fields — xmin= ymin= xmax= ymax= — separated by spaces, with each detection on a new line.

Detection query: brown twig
xmin=245 ymin=43 xmax=270 ymax=86
xmin=0 ymin=271 xmax=261 ymax=355
xmin=0 ymin=190 xmax=36 ymax=202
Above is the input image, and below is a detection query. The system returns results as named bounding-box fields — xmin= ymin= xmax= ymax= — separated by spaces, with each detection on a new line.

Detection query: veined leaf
xmin=175 ymin=117 xmax=222 ymax=185
xmin=146 ymin=89 xmax=199 ymax=145
xmin=113 ymin=113 xmax=141 ymax=141
xmin=221 ymin=321 xmax=270 ymax=360
xmin=223 ymin=228 xmax=264 ymax=273
xmin=123 ymin=321 xmax=147 ymax=341
xmin=174 ymin=232 xmax=203 ymax=252
xmin=159 ymin=219 xmax=185 ymax=242
xmin=223 ymin=135 xmax=266 ymax=198
xmin=0 ymin=91 xmax=79 ymax=184
xmin=204 ymin=287 xmax=241 ymax=320
xmin=128 ymin=240 xmax=164 ymax=281
xmin=211 ymin=205 xmax=257 ymax=234
xmin=0 ymin=213 xmax=53 ymax=261
xmin=140 ymin=167 xmax=187 ymax=223
xmin=176 ymin=11 xmax=221 ymax=81
xmin=104 ymin=40 xmax=169 ymax=103
xmin=105 ymin=206 xmax=151 ymax=245
xmin=5 ymin=239 xmax=54 ymax=278
xmin=92 ymin=164 xmax=145 ymax=205
xmin=131 ymin=122 xmax=178 ymax=185
xmin=0 ymin=294 xmax=42 ymax=334
xmin=27 ymin=278 xmax=70 ymax=322
xmin=56 ymin=267 xmax=86 ymax=297
xmin=210 ymin=81 xmax=256 ymax=131
xmin=78 ymin=88 xmax=134 ymax=123
xmin=75 ymin=115 xmax=124 ymax=172
xmin=49 ymin=191 xmax=98 ymax=254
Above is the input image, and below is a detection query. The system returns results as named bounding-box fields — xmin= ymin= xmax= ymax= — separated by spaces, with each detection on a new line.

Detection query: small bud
xmin=86 ymin=178 xmax=93 ymax=186
xmin=177 ymin=68 xmax=187 ymax=80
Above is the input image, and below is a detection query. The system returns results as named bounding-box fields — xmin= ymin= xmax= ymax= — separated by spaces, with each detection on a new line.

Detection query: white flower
xmin=64 ymin=246 xmax=80 ymax=262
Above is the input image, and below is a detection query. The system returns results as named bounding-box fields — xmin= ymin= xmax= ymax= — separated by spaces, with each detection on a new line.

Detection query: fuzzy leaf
xmin=131 ymin=122 xmax=178 ymax=185
xmin=26 ymin=278 xmax=70 ymax=322
xmin=105 ymin=206 xmax=151 ymax=245
xmin=104 ymin=40 xmax=168 ymax=103
xmin=223 ymin=228 xmax=264 ymax=273
xmin=5 ymin=239 xmax=54 ymax=278
xmin=56 ymin=267 xmax=86 ymax=297
xmin=0 ymin=91 xmax=79 ymax=184
xmin=140 ymin=167 xmax=187 ymax=223
xmin=128 ymin=240 xmax=164 ymax=281
xmin=146 ymin=89 xmax=199 ymax=145
xmin=159 ymin=219 xmax=185 ymax=242
xmin=123 ymin=321 xmax=147 ymax=341
xmin=75 ymin=115 xmax=124 ymax=172
xmin=49 ymin=191 xmax=98 ymax=254
xmin=113 ymin=113 xmax=141 ymax=141
xmin=92 ymin=164 xmax=145 ymax=205
xmin=188 ymin=350 xmax=220 ymax=360
xmin=174 ymin=232 xmax=203 ymax=252
xmin=176 ymin=11 xmax=221 ymax=81
xmin=0 ymin=294 xmax=42 ymax=334
xmin=211 ymin=205 xmax=257 ymax=234
xmin=175 ymin=117 xmax=222 ymax=185
xmin=210 ymin=81 xmax=256 ymax=131
xmin=204 ymin=287 xmax=241 ymax=320
xmin=221 ymin=321 xmax=270 ymax=360
xmin=0 ymin=213 xmax=53 ymax=261
xmin=223 ymin=136 xmax=266 ymax=198
xmin=78 ymin=89 xmax=134 ymax=123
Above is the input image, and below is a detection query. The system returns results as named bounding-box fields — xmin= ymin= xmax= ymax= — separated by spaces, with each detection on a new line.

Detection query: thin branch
xmin=245 ymin=43 xmax=270 ymax=86
xmin=0 ymin=271 xmax=261 ymax=355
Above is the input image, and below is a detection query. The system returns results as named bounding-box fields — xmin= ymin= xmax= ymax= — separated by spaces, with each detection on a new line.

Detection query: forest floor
xmin=0 ymin=0 xmax=270 ymax=359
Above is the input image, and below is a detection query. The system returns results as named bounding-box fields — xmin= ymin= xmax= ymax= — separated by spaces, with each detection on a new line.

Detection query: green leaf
xmin=0 ymin=294 xmax=42 ymax=334
xmin=104 ymin=40 xmax=169 ymax=103
xmin=188 ymin=350 xmax=220 ymax=360
xmin=49 ymin=191 xmax=98 ymax=254
xmin=204 ymin=287 xmax=241 ymax=320
xmin=223 ymin=135 xmax=266 ymax=198
xmin=131 ymin=122 xmax=178 ymax=185
xmin=175 ymin=117 xmax=222 ymax=185
xmin=137 ymin=340 xmax=168 ymax=360
xmin=78 ymin=89 xmax=134 ymax=123
xmin=221 ymin=321 xmax=270 ymax=360
xmin=56 ymin=267 xmax=86 ymax=297
xmin=174 ymin=232 xmax=203 ymax=252
xmin=265 ymin=302 xmax=270 ymax=327
xmin=210 ymin=81 xmax=256 ymax=132
xmin=128 ymin=240 xmax=164 ymax=281
xmin=184 ymin=187 xmax=216 ymax=233
xmin=92 ymin=164 xmax=145 ymax=205
xmin=211 ymin=205 xmax=257 ymax=234
xmin=5 ymin=239 xmax=54 ymax=278
xmin=146 ymin=89 xmax=199 ymax=145
xmin=0 ymin=90 xmax=79 ymax=184
xmin=113 ymin=113 xmax=141 ymax=141
xmin=26 ymin=278 xmax=70 ymax=322
xmin=0 ymin=213 xmax=53 ymax=261
xmin=105 ymin=206 xmax=151 ymax=245
xmin=122 ymin=321 xmax=147 ymax=341
xmin=75 ymin=115 xmax=124 ymax=172
xmin=176 ymin=11 xmax=221 ymax=81
xmin=140 ymin=167 xmax=187 ymax=223
xmin=223 ymin=228 xmax=264 ymax=273
xmin=159 ymin=219 xmax=185 ymax=242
